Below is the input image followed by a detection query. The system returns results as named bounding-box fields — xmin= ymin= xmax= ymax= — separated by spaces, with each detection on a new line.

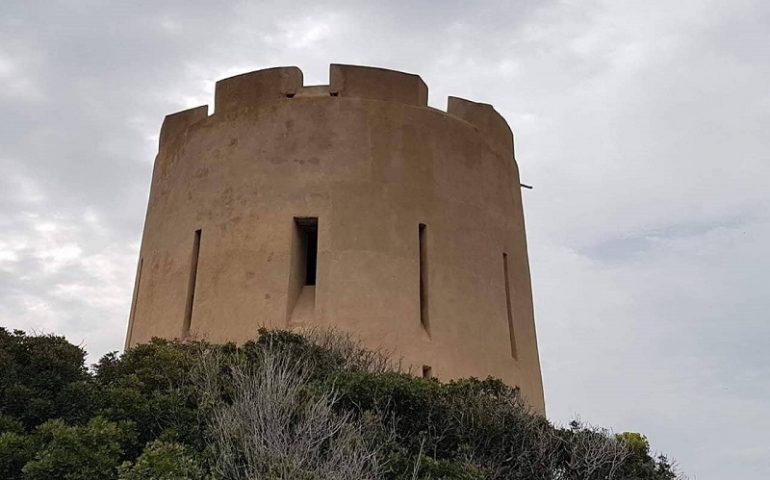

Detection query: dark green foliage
xmin=328 ymin=372 xmax=561 ymax=479
xmin=94 ymin=339 xmax=205 ymax=453
xmin=0 ymin=328 xmax=91 ymax=429
xmin=0 ymin=432 xmax=34 ymax=480
xmin=387 ymin=453 xmax=487 ymax=480
xmin=0 ymin=326 xmax=682 ymax=479
xmin=22 ymin=417 xmax=135 ymax=480
xmin=615 ymin=432 xmax=678 ymax=480
xmin=327 ymin=371 xmax=444 ymax=451
xmin=94 ymin=338 xmax=199 ymax=390
xmin=0 ymin=415 xmax=24 ymax=434
xmin=414 ymin=457 xmax=487 ymax=480
xmin=118 ymin=440 xmax=204 ymax=480
xmin=252 ymin=328 xmax=352 ymax=378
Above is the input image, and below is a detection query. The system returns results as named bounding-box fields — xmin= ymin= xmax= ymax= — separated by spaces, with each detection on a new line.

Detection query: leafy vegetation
xmin=0 ymin=327 xmax=683 ymax=479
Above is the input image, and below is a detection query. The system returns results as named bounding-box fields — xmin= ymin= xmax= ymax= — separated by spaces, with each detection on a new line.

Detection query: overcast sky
xmin=1 ymin=1 xmax=768 ymax=478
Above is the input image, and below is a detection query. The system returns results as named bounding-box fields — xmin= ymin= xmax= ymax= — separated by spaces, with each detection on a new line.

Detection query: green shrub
xmin=0 ymin=328 xmax=90 ymax=429
xmin=22 ymin=416 xmax=135 ymax=480
xmin=387 ymin=452 xmax=487 ymax=480
xmin=0 ymin=326 xmax=683 ymax=479
xmin=95 ymin=339 xmax=205 ymax=453
xmin=0 ymin=415 xmax=24 ymax=435
xmin=118 ymin=440 xmax=204 ymax=480
xmin=0 ymin=432 xmax=34 ymax=480
xmin=616 ymin=431 xmax=678 ymax=480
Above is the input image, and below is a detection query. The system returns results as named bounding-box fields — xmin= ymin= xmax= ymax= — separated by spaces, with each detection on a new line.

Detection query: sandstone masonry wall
xmin=125 ymin=64 xmax=545 ymax=413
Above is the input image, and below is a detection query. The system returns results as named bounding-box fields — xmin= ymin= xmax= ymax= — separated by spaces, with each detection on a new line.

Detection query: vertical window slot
xmin=502 ymin=252 xmax=518 ymax=359
xmin=419 ymin=223 xmax=430 ymax=333
xmin=295 ymin=217 xmax=318 ymax=286
xmin=422 ymin=365 xmax=433 ymax=379
xmin=287 ymin=218 xmax=318 ymax=326
xmin=183 ymin=229 xmax=202 ymax=337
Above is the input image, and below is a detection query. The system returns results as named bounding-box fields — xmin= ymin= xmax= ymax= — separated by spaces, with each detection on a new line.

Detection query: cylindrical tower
xmin=125 ymin=64 xmax=545 ymax=412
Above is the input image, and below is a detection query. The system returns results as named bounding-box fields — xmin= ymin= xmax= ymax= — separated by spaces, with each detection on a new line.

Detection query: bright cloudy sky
xmin=1 ymin=1 xmax=768 ymax=478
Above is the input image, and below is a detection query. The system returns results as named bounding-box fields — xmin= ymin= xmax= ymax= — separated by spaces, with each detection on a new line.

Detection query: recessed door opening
xmin=288 ymin=217 xmax=318 ymax=326
xmin=295 ymin=217 xmax=318 ymax=286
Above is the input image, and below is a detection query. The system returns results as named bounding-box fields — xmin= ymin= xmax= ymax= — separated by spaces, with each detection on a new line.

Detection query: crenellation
xmin=214 ymin=66 xmax=303 ymax=114
xmin=159 ymin=105 xmax=209 ymax=149
xmin=329 ymin=64 xmax=428 ymax=106
xmin=161 ymin=67 xmax=512 ymax=158
xmin=447 ymin=96 xmax=514 ymax=156
xmin=295 ymin=85 xmax=331 ymax=97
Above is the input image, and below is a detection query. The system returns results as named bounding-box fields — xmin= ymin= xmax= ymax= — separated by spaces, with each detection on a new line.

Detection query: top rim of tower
xmin=160 ymin=64 xmax=514 ymax=156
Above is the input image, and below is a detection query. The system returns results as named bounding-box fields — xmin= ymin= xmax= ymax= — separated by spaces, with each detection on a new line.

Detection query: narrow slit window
xmin=183 ymin=229 xmax=202 ymax=337
xmin=295 ymin=218 xmax=318 ymax=286
xmin=502 ymin=252 xmax=518 ymax=359
xmin=422 ymin=365 xmax=433 ymax=379
xmin=419 ymin=223 xmax=430 ymax=333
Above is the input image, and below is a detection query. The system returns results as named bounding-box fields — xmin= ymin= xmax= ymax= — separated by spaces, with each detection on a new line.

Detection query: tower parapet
xmin=215 ymin=66 xmax=303 ymax=113
xmin=127 ymin=64 xmax=545 ymax=413
xmin=158 ymin=65 xmax=513 ymax=155
xmin=447 ymin=96 xmax=514 ymax=156
xmin=159 ymin=105 xmax=208 ymax=150
xmin=329 ymin=64 xmax=428 ymax=106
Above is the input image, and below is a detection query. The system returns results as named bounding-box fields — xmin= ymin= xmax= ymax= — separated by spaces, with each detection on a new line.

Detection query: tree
xmin=0 ymin=431 xmax=34 ymax=480
xmin=616 ymin=432 xmax=679 ymax=480
xmin=0 ymin=326 xmax=685 ymax=479
xmin=0 ymin=329 xmax=92 ymax=429
xmin=21 ymin=417 xmax=135 ymax=480
xmin=118 ymin=440 xmax=204 ymax=480
xmin=94 ymin=339 xmax=204 ymax=453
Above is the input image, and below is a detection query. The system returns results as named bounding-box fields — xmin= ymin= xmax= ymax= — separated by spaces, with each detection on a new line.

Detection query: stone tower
xmin=125 ymin=64 xmax=545 ymax=412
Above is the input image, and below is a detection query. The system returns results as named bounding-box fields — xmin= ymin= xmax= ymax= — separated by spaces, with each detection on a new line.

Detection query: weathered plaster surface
xmin=125 ymin=64 xmax=545 ymax=413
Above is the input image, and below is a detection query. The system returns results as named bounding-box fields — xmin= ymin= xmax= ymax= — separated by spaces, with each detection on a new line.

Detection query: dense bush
xmin=0 ymin=329 xmax=91 ymax=428
xmin=0 ymin=326 xmax=683 ymax=479
xmin=118 ymin=440 xmax=205 ymax=480
xmin=22 ymin=417 xmax=135 ymax=480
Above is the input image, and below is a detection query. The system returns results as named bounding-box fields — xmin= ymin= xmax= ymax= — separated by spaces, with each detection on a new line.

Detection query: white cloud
xmin=270 ymin=15 xmax=339 ymax=49
xmin=0 ymin=50 xmax=45 ymax=102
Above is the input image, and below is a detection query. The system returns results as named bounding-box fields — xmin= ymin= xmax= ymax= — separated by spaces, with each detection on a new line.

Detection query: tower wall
xmin=125 ymin=64 xmax=545 ymax=412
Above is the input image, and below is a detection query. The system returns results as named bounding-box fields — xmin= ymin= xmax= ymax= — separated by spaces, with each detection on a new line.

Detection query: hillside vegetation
xmin=0 ymin=327 xmax=682 ymax=479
